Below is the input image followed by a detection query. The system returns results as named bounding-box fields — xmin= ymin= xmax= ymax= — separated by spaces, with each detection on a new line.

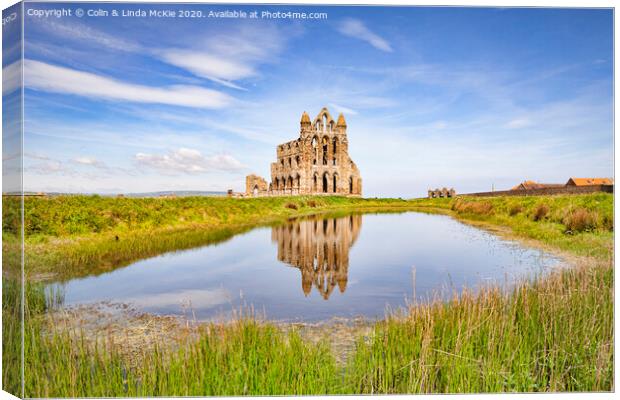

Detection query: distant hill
xmin=13 ymin=191 xmax=228 ymax=198
xmin=123 ymin=191 xmax=228 ymax=198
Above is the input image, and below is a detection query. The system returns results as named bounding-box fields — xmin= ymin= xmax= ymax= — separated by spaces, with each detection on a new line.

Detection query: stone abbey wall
xmin=245 ymin=175 xmax=268 ymax=196
xmin=246 ymin=107 xmax=362 ymax=197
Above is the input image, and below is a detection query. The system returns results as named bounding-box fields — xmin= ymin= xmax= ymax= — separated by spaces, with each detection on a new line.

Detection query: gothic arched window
xmin=322 ymin=137 xmax=329 ymax=166
xmin=312 ymin=136 xmax=318 ymax=165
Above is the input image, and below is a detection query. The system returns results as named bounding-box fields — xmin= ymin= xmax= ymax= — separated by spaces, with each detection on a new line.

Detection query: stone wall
xmin=428 ymin=187 xmax=456 ymax=198
xmin=245 ymin=174 xmax=269 ymax=196
xmin=464 ymin=184 xmax=613 ymax=198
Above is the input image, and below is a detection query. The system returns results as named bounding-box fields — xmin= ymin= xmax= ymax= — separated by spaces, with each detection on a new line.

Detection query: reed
xmin=13 ymin=282 xmax=342 ymax=398
xmin=344 ymin=259 xmax=613 ymax=393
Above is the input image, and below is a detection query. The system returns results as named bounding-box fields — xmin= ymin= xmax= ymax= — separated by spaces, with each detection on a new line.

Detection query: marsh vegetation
xmin=2 ymin=193 xmax=613 ymax=396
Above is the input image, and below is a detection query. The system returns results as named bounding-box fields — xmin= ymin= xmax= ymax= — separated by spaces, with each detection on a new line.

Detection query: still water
xmin=50 ymin=212 xmax=562 ymax=322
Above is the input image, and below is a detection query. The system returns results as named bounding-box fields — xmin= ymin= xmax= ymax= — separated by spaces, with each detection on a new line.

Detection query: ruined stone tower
xmin=246 ymin=107 xmax=362 ymax=197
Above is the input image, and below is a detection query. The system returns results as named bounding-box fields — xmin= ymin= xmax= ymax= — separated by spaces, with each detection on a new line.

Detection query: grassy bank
xmin=1 ymin=193 xmax=614 ymax=395
xmin=409 ymin=194 xmax=613 ymax=259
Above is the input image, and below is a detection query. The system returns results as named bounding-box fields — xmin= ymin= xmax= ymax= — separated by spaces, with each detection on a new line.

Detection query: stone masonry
xmin=245 ymin=174 xmax=268 ymax=197
xmin=246 ymin=107 xmax=362 ymax=197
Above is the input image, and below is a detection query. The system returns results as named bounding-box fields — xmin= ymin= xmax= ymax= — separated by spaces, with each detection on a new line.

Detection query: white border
xmin=0 ymin=1 xmax=616 ymax=400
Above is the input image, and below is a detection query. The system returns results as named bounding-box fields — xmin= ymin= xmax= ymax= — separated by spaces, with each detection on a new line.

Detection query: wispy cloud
xmin=24 ymin=152 xmax=138 ymax=181
xmin=134 ymin=148 xmax=245 ymax=174
xmin=158 ymin=25 xmax=287 ymax=90
xmin=24 ymin=60 xmax=233 ymax=109
xmin=3 ymin=60 xmax=21 ymax=95
xmin=35 ymin=19 xmax=288 ymax=91
xmin=26 ymin=160 xmax=67 ymax=175
xmin=72 ymin=156 xmax=107 ymax=169
xmin=34 ymin=19 xmax=142 ymax=53
xmin=328 ymin=103 xmax=358 ymax=115
xmin=337 ymin=18 xmax=392 ymax=52
xmin=504 ymin=118 xmax=532 ymax=129
xmin=158 ymin=50 xmax=252 ymax=90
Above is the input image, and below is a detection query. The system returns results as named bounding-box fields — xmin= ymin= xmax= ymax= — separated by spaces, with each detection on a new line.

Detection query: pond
xmin=48 ymin=212 xmax=563 ymax=322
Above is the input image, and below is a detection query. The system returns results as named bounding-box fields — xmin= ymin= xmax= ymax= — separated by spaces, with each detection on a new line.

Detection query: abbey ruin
xmin=246 ymin=107 xmax=362 ymax=197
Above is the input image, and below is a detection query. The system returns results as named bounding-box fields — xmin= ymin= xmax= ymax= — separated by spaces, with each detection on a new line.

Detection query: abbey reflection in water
xmin=271 ymin=215 xmax=362 ymax=299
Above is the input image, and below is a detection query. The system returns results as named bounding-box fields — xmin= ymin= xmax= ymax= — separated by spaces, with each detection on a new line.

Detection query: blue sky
xmin=12 ymin=3 xmax=613 ymax=196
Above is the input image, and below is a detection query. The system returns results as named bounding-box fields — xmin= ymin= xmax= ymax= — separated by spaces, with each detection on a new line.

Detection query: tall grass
xmin=18 ymin=282 xmax=342 ymax=398
xmin=2 ymin=279 xmax=22 ymax=397
xmin=345 ymin=261 xmax=613 ymax=393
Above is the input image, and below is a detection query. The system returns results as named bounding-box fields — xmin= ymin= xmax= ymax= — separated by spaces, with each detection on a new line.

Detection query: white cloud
xmin=36 ymin=19 xmax=142 ymax=53
xmin=159 ymin=50 xmax=254 ymax=88
xmin=30 ymin=18 xmax=289 ymax=91
xmin=3 ymin=60 xmax=21 ymax=95
xmin=337 ymin=18 xmax=393 ymax=52
xmin=72 ymin=156 xmax=107 ymax=168
xmin=135 ymin=148 xmax=245 ymax=174
xmin=24 ymin=60 xmax=233 ymax=109
xmin=504 ymin=118 xmax=532 ymax=129
xmin=328 ymin=103 xmax=358 ymax=115
xmin=158 ymin=25 xmax=287 ymax=90
xmin=24 ymin=152 xmax=50 ymax=161
xmin=26 ymin=160 xmax=71 ymax=176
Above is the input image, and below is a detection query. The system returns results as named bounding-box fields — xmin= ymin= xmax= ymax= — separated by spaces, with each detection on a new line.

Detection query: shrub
xmin=452 ymin=199 xmax=494 ymax=215
xmin=450 ymin=199 xmax=462 ymax=211
xmin=285 ymin=203 xmax=298 ymax=210
xmin=563 ymin=208 xmax=599 ymax=233
xmin=307 ymin=200 xmax=317 ymax=208
xmin=509 ymin=205 xmax=524 ymax=216
xmin=532 ymin=204 xmax=549 ymax=221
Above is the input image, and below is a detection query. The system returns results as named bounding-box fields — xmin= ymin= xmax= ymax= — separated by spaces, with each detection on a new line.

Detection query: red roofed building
xmin=566 ymin=177 xmax=614 ymax=186
xmin=511 ymin=180 xmax=564 ymax=191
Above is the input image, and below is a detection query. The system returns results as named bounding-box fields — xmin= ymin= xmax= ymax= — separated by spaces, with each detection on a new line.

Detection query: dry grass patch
xmin=563 ymin=207 xmax=599 ymax=233
xmin=532 ymin=203 xmax=550 ymax=221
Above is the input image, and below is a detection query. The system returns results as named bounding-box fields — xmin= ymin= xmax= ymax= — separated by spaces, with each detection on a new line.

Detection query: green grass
xmin=1 ymin=193 xmax=614 ymax=396
xmin=2 ymin=279 xmax=22 ymax=397
xmin=5 ymin=195 xmax=411 ymax=238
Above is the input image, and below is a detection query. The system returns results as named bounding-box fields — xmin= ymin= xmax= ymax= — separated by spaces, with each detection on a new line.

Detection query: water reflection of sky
xmin=50 ymin=212 xmax=563 ymax=322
